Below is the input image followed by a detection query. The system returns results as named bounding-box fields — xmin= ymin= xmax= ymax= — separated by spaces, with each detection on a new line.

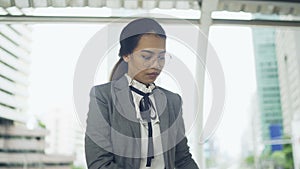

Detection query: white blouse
xmin=125 ymin=74 xmax=165 ymax=169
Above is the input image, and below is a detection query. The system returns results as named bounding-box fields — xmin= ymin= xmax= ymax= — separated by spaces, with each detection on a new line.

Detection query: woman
xmin=85 ymin=18 xmax=199 ymax=169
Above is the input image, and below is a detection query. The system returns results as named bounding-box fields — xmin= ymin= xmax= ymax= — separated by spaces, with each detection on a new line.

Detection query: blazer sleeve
xmin=174 ymin=94 xmax=199 ymax=169
xmin=85 ymin=86 xmax=123 ymax=169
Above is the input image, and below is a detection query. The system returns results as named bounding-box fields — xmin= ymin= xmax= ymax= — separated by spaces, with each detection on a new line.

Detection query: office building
xmin=252 ymin=26 xmax=284 ymax=142
xmin=275 ymin=28 xmax=300 ymax=169
xmin=0 ymin=24 xmax=73 ymax=169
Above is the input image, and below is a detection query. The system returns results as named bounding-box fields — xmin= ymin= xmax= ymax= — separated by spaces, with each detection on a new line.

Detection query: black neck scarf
xmin=129 ymin=85 xmax=155 ymax=167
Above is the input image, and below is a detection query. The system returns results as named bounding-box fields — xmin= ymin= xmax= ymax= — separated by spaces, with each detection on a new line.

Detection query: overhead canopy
xmin=0 ymin=0 xmax=299 ymax=15
xmin=0 ymin=0 xmax=300 ymax=26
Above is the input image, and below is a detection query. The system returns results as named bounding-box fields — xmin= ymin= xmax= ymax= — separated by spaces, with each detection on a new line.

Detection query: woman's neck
xmin=126 ymin=73 xmax=151 ymax=88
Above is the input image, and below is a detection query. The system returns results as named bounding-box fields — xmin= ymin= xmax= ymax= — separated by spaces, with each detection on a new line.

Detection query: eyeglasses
xmin=131 ymin=49 xmax=172 ymax=68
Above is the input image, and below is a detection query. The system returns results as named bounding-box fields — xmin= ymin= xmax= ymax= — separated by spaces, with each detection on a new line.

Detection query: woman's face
xmin=123 ymin=34 xmax=166 ymax=85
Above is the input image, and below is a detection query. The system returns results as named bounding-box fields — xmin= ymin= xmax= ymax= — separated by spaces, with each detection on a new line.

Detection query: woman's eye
xmin=158 ymin=55 xmax=165 ymax=60
xmin=141 ymin=55 xmax=152 ymax=60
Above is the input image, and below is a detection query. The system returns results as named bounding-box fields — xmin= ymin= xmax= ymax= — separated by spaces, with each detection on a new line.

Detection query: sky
xmin=28 ymin=22 xmax=257 ymax=164
xmin=207 ymin=26 xmax=257 ymax=158
xmin=28 ymin=24 xmax=100 ymax=115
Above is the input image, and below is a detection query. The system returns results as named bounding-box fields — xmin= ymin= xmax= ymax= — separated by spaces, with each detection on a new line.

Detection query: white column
xmin=292 ymin=119 xmax=300 ymax=169
xmin=193 ymin=0 xmax=219 ymax=168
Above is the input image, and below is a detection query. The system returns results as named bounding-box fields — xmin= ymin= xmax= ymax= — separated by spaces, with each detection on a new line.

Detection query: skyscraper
xmin=252 ymin=27 xmax=284 ymax=144
xmin=0 ymin=24 xmax=73 ymax=169
xmin=0 ymin=24 xmax=31 ymax=123
xmin=275 ymin=28 xmax=300 ymax=169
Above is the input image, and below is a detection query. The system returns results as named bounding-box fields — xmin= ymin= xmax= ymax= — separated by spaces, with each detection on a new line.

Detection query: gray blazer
xmin=85 ymin=75 xmax=199 ymax=169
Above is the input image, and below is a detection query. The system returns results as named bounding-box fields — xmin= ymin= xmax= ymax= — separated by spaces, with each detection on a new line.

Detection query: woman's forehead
xmin=134 ymin=34 xmax=166 ymax=51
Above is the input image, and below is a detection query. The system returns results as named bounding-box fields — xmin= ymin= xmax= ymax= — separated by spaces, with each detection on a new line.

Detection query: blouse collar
xmin=125 ymin=74 xmax=156 ymax=93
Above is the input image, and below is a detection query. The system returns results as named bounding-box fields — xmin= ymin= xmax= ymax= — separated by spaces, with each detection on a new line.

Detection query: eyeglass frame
xmin=129 ymin=49 xmax=172 ymax=68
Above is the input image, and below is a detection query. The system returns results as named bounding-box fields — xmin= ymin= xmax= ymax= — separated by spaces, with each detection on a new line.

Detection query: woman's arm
xmin=174 ymin=94 xmax=199 ymax=169
xmin=85 ymin=134 xmax=121 ymax=169
xmin=85 ymin=86 xmax=123 ymax=169
xmin=174 ymin=137 xmax=199 ymax=169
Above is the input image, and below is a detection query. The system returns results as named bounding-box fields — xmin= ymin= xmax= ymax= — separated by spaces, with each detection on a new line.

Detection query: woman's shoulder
xmin=155 ymin=86 xmax=182 ymax=103
xmin=92 ymin=82 xmax=112 ymax=91
xmin=90 ymin=82 xmax=113 ymax=100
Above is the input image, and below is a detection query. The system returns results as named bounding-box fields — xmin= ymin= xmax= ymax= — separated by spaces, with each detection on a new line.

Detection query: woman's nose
xmin=149 ymin=58 xmax=163 ymax=69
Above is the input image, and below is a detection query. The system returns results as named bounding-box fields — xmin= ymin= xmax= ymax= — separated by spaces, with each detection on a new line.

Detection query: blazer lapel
xmin=153 ymin=88 xmax=171 ymax=168
xmin=153 ymin=88 xmax=168 ymax=132
xmin=111 ymin=76 xmax=142 ymax=168
xmin=112 ymin=76 xmax=141 ymax=138
xmin=113 ymin=77 xmax=172 ymax=168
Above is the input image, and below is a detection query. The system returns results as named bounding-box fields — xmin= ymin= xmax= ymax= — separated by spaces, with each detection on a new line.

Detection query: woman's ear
xmin=123 ymin=55 xmax=130 ymax=62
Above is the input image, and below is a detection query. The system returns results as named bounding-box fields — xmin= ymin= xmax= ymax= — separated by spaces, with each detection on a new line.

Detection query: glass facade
xmin=252 ymin=27 xmax=284 ymax=141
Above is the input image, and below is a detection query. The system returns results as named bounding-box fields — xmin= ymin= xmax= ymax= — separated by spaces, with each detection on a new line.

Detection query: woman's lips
xmin=147 ymin=72 xmax=159 ymax=78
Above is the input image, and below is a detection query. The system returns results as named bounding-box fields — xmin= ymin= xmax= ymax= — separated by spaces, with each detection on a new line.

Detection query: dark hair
xmin=110 ymin=18 xmax=166 ymax=81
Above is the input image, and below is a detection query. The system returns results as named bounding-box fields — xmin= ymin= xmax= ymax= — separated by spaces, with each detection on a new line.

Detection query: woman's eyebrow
xmin=140 ymin=49 xmax=166 ymax=54
xmin=140 ymin=50 xmax=155 ymax=54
